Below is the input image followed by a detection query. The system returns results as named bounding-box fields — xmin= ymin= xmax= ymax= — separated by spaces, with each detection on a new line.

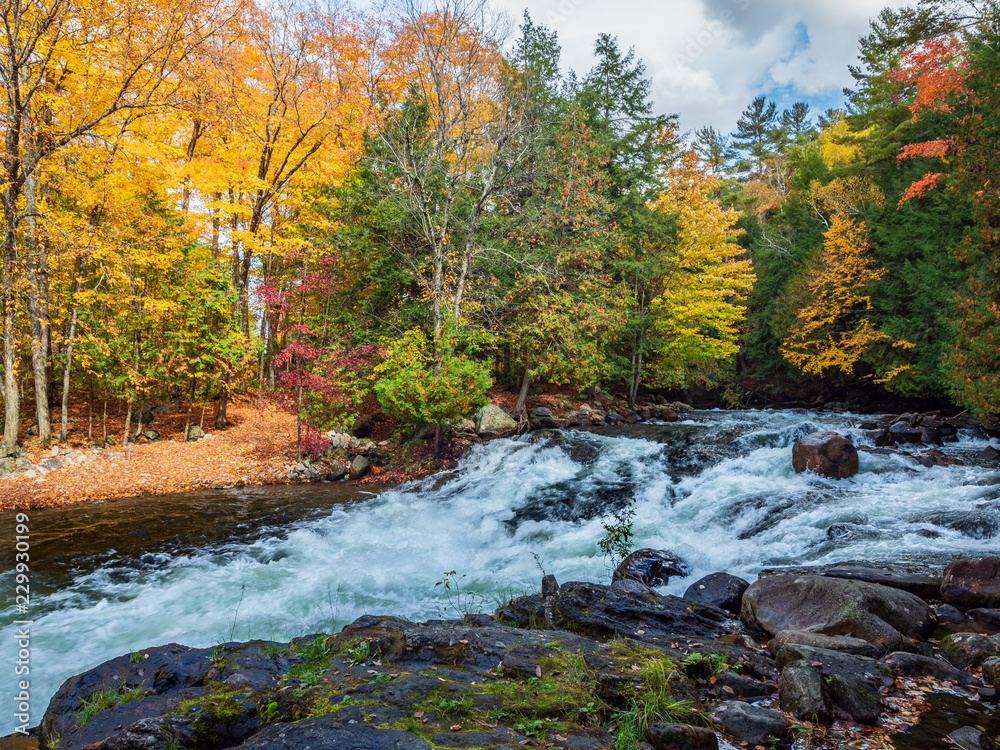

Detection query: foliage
xmin=598 ymin=502 xmax=635 ymax=570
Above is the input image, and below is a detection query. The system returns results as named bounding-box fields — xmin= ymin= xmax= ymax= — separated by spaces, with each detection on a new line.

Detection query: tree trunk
xmin=122 ymin=394 xmax=133 ymax=447
xmin=102 ymin=393 xmax=108 ymax=444
xmin=59 ymin=297 xmax=80 ymax=441
xmin=87 ymin=378 xmax=94 ymax=442
xmin=25 ymin=166 xmax=51 ymax=441
xmin=215 ymin=383 xmax=228 ymax=429
xmin=2 ymin=198 xmax=21 ymax=457
xmin=512 ymin=361 xmax=532 ymax=432
xmin=433 ymin=423 xmax=442 ymax=459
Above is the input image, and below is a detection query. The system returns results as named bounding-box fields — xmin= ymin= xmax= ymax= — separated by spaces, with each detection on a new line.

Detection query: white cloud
xmin=494 ymin=0 xmax=912 ymax=135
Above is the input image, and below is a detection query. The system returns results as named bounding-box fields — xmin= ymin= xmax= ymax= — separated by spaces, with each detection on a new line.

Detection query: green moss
xmin=78 ymin=683 xmax=152 ymax=727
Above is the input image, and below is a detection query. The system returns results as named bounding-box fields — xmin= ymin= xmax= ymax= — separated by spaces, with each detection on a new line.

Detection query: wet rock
xmin=938 ymin=632 xmax=1000 ymax=670
xmin=495 ymin=594 xmax=549 ymax=630
xmin=662 ymin=408 xmax=678 ymax=422
xmin=710 ymin=702 xmax=789 ymax=747
xmin=611 ymin=578 xmax=655 ymax=595
xmin=778 ymin=664 xmax=828 ymax=720
xmin=982 ymin=657 xmax=1000 ymax=687
xmin=351 ymin=414 xmax=374 ymax=438
xmin=606 ymin=413 xmax=625 ymax=425
xmin=683 ymin=573 xmax=749 ymax=615
xmin=935 ymin=603 xmax=968 ymax=625
xmin=530 ymin=407 xmax=557 ymax=429
xmin=791 ymin=431 xmax=859 ymax=479
xmin=712 ymin=670 xmax=776 ymax=699
xmin=771 ymin=630 xmax=881 ymax=659
xmin=881 ymin=652 xmax=975 ymax=685
xmin=758 ymin=562 xmax=944 ymax=599
xmin=646 ymin=722 xmax=718 ymax=750
xmin=349 ymin=455 xmax=371 ymax=481
xmin=476 ymin=404 xmax=518 ymax=438
xmin=889 ymin=421 xmax=924 ymax=444
xmin=325 ymin=464 xmax=349 ymax=482
xmin=978 ymin=446 xmax=1000 ymax=463
xmin=231 ymin=720 xmax=433 ymax=750
xmin=948 ymin=726 xmax=999 ymax=750
xmin=541 ymin=574 xmax=559 ymax=598
xmin=613 ymin=549 xmax=690 ymax=587
xmin=915 ymin=448 xmax=963 ymax=467
xmin=554 ymin=581 xmax=733 ymax=642
xmin=826 ymin=673 xmax=881 ymax=724
xmin=968 ymin=609 xmax=1000 ymax=634
xmin=87 ymin=717 xmax=172 ymax=750
xmin=942 ymin=557 xmax=1000 ymax=607
xmin=774 ymin=644 xmax=894 ymax=689
xmin=742 ymin=575 xmax=936 ymax=654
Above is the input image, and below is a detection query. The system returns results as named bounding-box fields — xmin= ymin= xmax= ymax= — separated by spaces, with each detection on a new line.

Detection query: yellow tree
xmin=780 ymin=212 xmax=911 ymax=379
xmin=642 ymin=149 xmax=755 ymax=390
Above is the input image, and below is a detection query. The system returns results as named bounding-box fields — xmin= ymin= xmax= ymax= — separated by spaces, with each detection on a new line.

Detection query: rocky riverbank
xmin=15 ymin=555 xmax=1000 ymax=750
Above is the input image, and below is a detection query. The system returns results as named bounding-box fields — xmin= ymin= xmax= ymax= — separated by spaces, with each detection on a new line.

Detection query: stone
xmin=662 ymin=407 xmax=678 ymax=422
xmin=712 ymin=670 xmax=776 ymax=699
xmin=40 ymin=457 xmax=63 ymax=471
xmin=185 ymin=424 xmax=204 ymax=441
xmin=452 ymin=418 xmax=476 ymax=434
xmin=982 ymin=656 xmax=1000 ymax=687
xmin=778 ymin=664 xmax=829 ymax=720
xmin=494 ymin=594 xmax=549 ymax=630
xmin=774 ymin=644 xmax=893 ymax=689
xmin=683 ymin=573 xmax=749 ymax=615
xmin=942 ymin=557 xmax=1000 ymax=607
xmin=612 ymin=549 xmax=690 ymax=587
xmin=349 ymin=455 xmax=371 ymax=481
xmin=742 ymin=575 xmax=936 ymax=654
xmin=325 ymin=464 xmax=349 ymax=482
xmin=141 ymin=429 xmax=159 ymax=441
xmin=476 ymin=404 xmax=518 ymax=438
xmin=645 ymin=722 xmax=718 ymax=750
xmin=554 ymin=581 xmax=733 ymax=642
xmin=710 ymin=702 xmax=789 ymax=747
xmin=351 ymin=414 xmax=374 ymax=438
xmin=771 ymin=630 xmax=881 ymax=659
xmin=529 ymin=407 xmax=557 ymax=429
xmin=826 ymin=673 xmax=881 ymax=724
xmin=938 ymin=632 xmax=1000 ymax=670
xmin=541 ymin=574 xmax=559 ymax=598
xmin=791 ymin=431 xmax=859 ymax=479
xmin=231 ymin=721 xmax=433 ymax=750
xmin=889 ymin=421 xmax=923 ymax=444
xmin=948 ymin=727 xmax=1000 ymax=750
xmin=915 ymin=448 xmax=963 ymax=467
xmin=968 ymin=609 xmax=1000 ymax=630
xmin=978 ymin=446 xmax=1000 ymax=463
xmin=881 ymin=652 xmax=975 ymax=685
xmin=757 ymin=561 xmax=944 ymax=600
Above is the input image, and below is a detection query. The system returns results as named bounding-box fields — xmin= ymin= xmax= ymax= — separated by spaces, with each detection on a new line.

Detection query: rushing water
xmin=2 ymin=409 xmax=1000 ymax=734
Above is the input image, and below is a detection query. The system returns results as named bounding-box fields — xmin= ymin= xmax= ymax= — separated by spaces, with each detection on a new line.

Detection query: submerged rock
xmin=613 ymin=549 xmax=690 ymax=587
xmin=743 ymin=574 xmax=936 ymax=654
xmin=791 ymin=431 xmax=859 ymax=479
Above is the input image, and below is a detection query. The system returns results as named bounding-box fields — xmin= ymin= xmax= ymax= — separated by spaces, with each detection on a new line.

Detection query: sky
xmin=492 ymin=0 xmax=913 ymax=137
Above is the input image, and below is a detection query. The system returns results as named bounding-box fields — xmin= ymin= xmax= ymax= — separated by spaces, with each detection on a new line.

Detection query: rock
xmin=554 ymin=581 xmax=733 ymax=642
xmin=495 ymin=594 xmax=549 ymax=630
xmin=606 ymin=413 xmax=625 ymax=424
xmin=915 ymin=448 xmax=963 ymax=467
xmin=889 ymin=421 xmax=923 ymax=444
xmin=476 ymin=404 xmax=518 ymax=438
xmin=612 ymin=549 xmax=690 ymax=587
xmin=935 ymin=603 xmax=968 ymax=624
xmin=942 ymin=557 xmax=1000 ymax=607
xmin=351 ymin=414 xmax=374 ymax=438
xmin=938 ymin=632 xmax=1000 ymax=670
xmin=325 ymin=464 xmax=349 ymax=482
xmin=948 ymin=727 xmax=1000 ymax=750
xmin=757 ymin=561 xmax=944 ymax=600
xmin=661 ymin=407 xmax=678 ymax=422
xmin=881 ymin=652 xmax=975 ymax=685
xmin=645 ymin=722 xmax=718 ymax=750
xmin=982 ymin=656 xmax=1000 ymax=686
xmin=530 ymin=407 xmax=557 ymax=429
xmin=231 ymin=720 xmax=433 ymax=750
xmin=541 ymin=574 xmax=559 ymax=598
xmin=349 ymin=455 xmax=371 ymax=481
xmin=826 ymin=673 xmax=881 ymax=724
xmin=141 ymin=429 xmax=159 ymax=441
xmin=710 ymin=702 xmax=789 ymax=747
xmin=978 ymin=446 xmax=1000 ymax=463
xmin=771 ymin=630 xmax=881 ymax=659
xmin=683 ymin=573 xmax=749 ymax=615
xmin=742 ymin=575 xmax=936 ymax=654
xmin=968 ymin=609 xmax=1000 ymax=634
xmin=185 ymin=424 xmax=204 ymax=441
xmin=452 ymin=418 xmax=476 ymax=434
xmin=87 ymin=717 xmax=171 ymax=750
xmin=775 ymin=644 xmax=893 ymax=689
xmin=791 ymin=431 xmax=859 ymax=479
xmin=610 ymin=579 xmax=654 ymax=595
xmin=40 ymin=457 xmax=63 ymax=471
xmin=671 ymin=402 xmax=694 ymax=414
xmin=778 ymin=664 xmax=828 ymax=720
xmin=712 ymin=670 xmax=776 ymax=699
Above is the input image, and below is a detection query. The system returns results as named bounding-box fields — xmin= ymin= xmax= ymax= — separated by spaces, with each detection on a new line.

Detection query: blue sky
xmin=493 ymin=0 xmax=912 ymax=137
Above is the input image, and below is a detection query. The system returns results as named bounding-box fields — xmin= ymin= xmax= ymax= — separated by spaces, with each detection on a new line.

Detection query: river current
xmin=2 ymin=408 xmax=999 ymax=734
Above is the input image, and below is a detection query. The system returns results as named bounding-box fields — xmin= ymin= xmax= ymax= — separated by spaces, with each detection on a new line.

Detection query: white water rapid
xmin=2 ymin=409 xmax=999 ymax=733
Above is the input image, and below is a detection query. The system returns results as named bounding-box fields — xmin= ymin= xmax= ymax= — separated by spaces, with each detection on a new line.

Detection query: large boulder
xmin=613 ymin=549 xmax=690 ymax=588
xmin=778 ymin=664 xmax=828 ymax=720
xmin=757 ymin=561 xmax=944 ymax=600
xmin=232 ymin=720 xmax=433 ymax=750
xmin=646 ymin=722 xmax=718 ymax=750
xmin=476 ymin=404 xmax=518 ymax=438
xmin=937 ymin=632 xmax=1000 ymax=670
xmin=683 ymin=573 xmax=749 ymax=615
xmin=710 ymin=702 xmax=789 ymax=747
xmin=771 ymin=630 xmax=881 ymax=659
xmin=881 ymin=652 xmax=975 ymax=685
xmin=349 ymin=455 xmax=371 ymax=481
xmin=554 ymin=581 xmax=733 ymax=642
xmin=941 ymin=557 xmax=1000 ymax=607
xmin=742 ymin=575 xmax=936 ymax=654
xmin=792 ymin=431 xmax=859 ymax=479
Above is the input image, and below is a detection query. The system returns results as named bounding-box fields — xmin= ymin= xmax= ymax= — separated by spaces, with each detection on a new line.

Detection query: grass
xmin=79 ymin=683 xmax=151 ymax=726
xmin=612 ymin=660 xmax=709 ymax=750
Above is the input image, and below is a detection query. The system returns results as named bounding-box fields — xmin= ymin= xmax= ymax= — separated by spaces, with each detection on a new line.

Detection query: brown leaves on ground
xmin=0 ymin=399 xmax=299 ymax=512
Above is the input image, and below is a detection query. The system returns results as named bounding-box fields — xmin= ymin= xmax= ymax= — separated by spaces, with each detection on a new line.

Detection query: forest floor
xmin=0 ymin=398 xmax=305 ymax=511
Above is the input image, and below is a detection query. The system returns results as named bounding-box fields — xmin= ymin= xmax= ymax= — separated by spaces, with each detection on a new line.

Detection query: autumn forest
xmin=2 ymin=0 xmax=1000 ymax=462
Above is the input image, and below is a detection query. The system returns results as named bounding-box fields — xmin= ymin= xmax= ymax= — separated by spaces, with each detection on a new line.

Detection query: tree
xmin=694 ymin=125 xmax=735 ymax=174
xmin=732 ymin=96 xmax=777 ymax=174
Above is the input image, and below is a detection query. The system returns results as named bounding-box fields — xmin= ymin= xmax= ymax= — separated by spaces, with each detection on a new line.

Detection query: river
xmin=2 ymin=409 xmax=999 ymax=735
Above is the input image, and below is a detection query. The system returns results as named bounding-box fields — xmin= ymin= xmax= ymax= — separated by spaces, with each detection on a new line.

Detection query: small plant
xmin=435 ymin=570 xmax=485 ymax=617
xmin=348 ymin=640 xmax=371 ymax=666
xmin=79 ymin=682 xmax=151 ymax=726
xmin=368 ymin=672 xmax=395 ymax=684
xmin=130 ymin=652 xmax=144 ymax=663
xmin=598 ymin=502 xmax=636 ymax=569
xmin=44 ymin=732 xmax=61 ymax=750
xmin=515 ymin=718 xmax=546 ymax=738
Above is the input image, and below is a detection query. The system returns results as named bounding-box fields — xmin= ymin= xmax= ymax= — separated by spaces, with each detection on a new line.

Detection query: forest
xmin=2 ymin=0 xmax=999 ymax=461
